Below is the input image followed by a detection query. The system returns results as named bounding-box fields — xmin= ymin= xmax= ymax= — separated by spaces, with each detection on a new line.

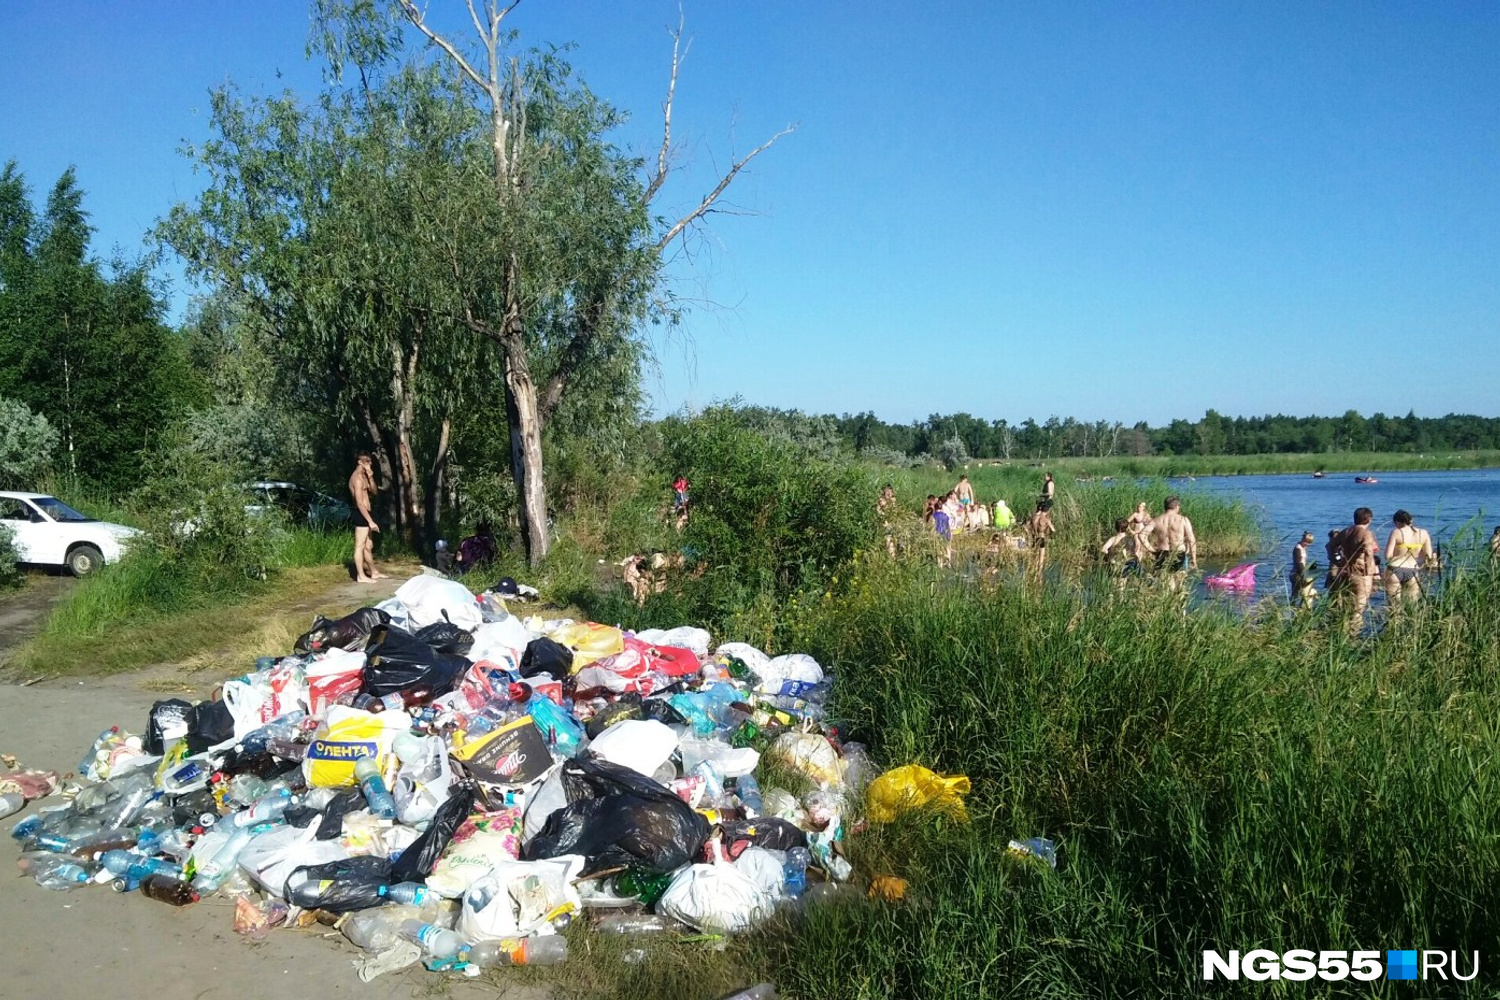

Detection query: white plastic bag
xmin=469 ymin=618 xmax=537 ymax=664
xmin=756 ymin=652 xmax=824 ymax=693
xmin=733 ymin=846 xmax=788 ymax=900
xmin=426 ymin=829 xmax=525 ymax=898
xmin=636 ymin=626 xmax=712 ymax=660
xmin=679 ymin=737 xmax=759 ymax=778
xmin=521 ymin=764 xmax=567 ymax=846
xmin=715 ymin=642 xmax=772 ymax=679
xmin=456 ymin=855 xmax=585 ymax=941
xmin=658 ymin=861 xmax=776 ymax=933
xmin=585 ymin=720 xmax=680 ymax=778
xmin=392 ymin=575 xmax=483 ymax=630
xmin=767 ymin=732 xmax=843 ymax=787
xmin=392 ymin=735 xmax=455 ymax=828
xmin=238 ymin=824 xmax=349 ymax=898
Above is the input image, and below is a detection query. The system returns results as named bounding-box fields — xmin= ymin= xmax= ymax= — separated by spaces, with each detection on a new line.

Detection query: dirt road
xmin=0 ymin=574 xmax=549 ymax=1000
xmin=0 ymin=574 xmax=73 ymax=667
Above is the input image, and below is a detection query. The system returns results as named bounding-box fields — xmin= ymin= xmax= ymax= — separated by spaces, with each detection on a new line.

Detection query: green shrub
xmin=0 ymin=522 xmax=23 ymax=590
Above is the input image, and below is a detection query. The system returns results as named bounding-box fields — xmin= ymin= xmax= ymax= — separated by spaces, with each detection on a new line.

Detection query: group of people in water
xmin=1291 ymin=506 xmax=1445 ymax=632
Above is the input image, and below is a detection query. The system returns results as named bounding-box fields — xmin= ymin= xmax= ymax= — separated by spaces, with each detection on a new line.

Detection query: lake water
xmin=1187 ymin=467 xmax=1500 ymax=597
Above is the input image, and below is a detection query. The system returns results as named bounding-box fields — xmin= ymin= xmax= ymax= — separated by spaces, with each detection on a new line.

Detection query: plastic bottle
xmin=79 ymin=726 xmax=119 ymax=778
xmin=27 ymin=856 xmax=92 ymax=889
xmin=378 ymin=881 xmax=429 ymax=905
xmin=226 ymin=774 xmax=270 ymax=806
xmin=101 ymin=849 xmax=183 ymax=881
xmin=398 ymin=920 xmax=465 ymax=960
xmin=233 ymin=789 xmax=293 ymax=827
xmin=140 ymin=873 xmax=200 ymax=906
xmin=593 ymin=912 xmax=679 ymax=935
xmin=342 ymin=908 xmax=406 ymax=952
xmin=691 ymin=760 xmax=726 ymax=804
xmin=0 ymin=791 xmax=24 ymax=820
xmin=354 ymin=757 xmax=397 ymax=819
xmin=158 ymin=759 xmax=211 ymax=796
xmin=782 ymin=846 xmax=810 ymax=897
xmin=463 ymin=935 xmax=570 ymax=968
xmin=265 ymin=738 xmax=308 ymax=761
xmin=191 ymin=823 xmax=271 ymax=893
xmin=735 ymin=774 xmax=763 ymax=815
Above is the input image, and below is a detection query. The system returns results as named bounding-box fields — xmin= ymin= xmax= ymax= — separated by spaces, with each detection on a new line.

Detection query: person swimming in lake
xmin=1384 ymin=509 xmax=1436 ymax=609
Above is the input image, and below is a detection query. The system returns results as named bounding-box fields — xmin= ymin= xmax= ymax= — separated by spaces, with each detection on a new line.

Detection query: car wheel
xmin=67 ymin=544 xmax=105 ymax=578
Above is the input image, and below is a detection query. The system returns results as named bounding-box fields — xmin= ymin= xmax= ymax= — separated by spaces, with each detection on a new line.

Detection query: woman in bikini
xmin=1384 ymin=509 xmax=1436 ymax=609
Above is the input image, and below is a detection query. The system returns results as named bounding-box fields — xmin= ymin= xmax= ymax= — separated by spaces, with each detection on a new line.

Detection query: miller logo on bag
xmin=453 ymin=716 xmax=552 ymax=787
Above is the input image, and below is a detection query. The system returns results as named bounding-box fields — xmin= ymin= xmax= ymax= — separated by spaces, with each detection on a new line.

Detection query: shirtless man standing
xmin=349 ymin=453 xmax=385 ymax=583
xmin=956 ymin=474 xmax=975 ymax=507
xmin=1290 ymin=530 xmax=1317 ymax=609
xmin=1335 ymin=507 xmax=1381 ymax=635
xmin=1148 ymin=495 xmax=1197 ymax=588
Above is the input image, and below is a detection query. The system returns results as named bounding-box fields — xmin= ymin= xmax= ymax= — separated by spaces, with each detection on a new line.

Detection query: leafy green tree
xmin=0 ymin=396 xmax=60 ymax=489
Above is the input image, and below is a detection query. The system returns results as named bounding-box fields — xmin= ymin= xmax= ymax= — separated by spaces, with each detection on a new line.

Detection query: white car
xmin=0 ymin=491 xmax=141 ymax=577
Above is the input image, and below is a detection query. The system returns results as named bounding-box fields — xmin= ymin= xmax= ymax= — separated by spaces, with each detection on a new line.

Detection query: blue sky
xmin=2 ymin=2 xmax=1497 ymax=426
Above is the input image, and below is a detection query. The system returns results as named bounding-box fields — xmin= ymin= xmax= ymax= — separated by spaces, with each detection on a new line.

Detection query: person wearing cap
xmin=1290 ymin=530 xmax=1317 ymax=609
xmin=1384 ymin=509 xmax=1436 ymax=609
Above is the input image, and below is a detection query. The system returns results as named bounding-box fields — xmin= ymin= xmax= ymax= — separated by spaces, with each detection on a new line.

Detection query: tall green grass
xmin=732 ymin=553 xmax=1500 ymax=998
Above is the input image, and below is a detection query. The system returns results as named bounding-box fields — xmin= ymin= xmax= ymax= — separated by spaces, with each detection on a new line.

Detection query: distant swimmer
xmin=1384 ymin=509 xmax=1436 ymax=609
xmin=1290 ymin=530 xmax=1317 ymax=609
xmin=1148 ymin=495 xmax=1197 ymax=589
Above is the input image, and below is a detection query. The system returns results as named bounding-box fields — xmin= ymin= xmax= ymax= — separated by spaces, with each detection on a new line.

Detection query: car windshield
xmin=33 ymin=497 xmax=94 ymax=523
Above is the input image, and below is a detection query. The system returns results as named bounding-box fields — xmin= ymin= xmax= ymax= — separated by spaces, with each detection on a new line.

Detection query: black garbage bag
xmin=363 ymin=624 xmax=466 ymax=699
xmin=520 ymin=636 xmax=573 ymax=678
xmin=185 ymin=700 xmax=236 ymax=755
xmin=525 ymin=755 xmax=710 ymax=876
xmin=145 ymin=699 xmax=193 ymax=756
xmin=389 ymin=780 xmax=477 ymax=883
xmin=719 ymin=817 xmax=808 ymax=857
xmin=315 ymin=788 xmax=367 ymax=840
xmin=584 ymin=695 xmax=645 ymax=740
xmin=641 ymin=697 xmax=689 ymax=728
xmin=285 ymin=854 xmax=392 ymax=912
xmin=295 ymin=607 xmax=392 ymax=655
xmin=414 ymin=619 xmax=475 ymax=656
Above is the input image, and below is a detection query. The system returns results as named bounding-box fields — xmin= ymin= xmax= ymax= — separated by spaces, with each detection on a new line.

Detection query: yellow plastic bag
xmin=865 ymin=765 xmax=971 ymax=824
xmin=546 ymin=622 xmax=625 ymax=671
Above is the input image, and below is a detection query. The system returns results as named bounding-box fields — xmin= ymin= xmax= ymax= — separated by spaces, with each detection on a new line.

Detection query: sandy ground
xmin=0 ymin=573 xmax=74 ymax=667
xmin=0 ymin=574 xmax=551 ymax=1000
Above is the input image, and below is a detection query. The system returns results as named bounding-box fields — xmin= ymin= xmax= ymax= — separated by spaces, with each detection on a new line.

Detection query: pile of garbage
xmin=7 ymin=573 xmax=966 ymax=981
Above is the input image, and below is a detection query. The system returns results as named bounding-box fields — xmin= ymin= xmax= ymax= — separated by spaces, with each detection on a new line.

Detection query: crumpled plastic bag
xmin=388 ymin=780 xmax=477 ymax=883
xmin=635 ymin=626 xmax=712 ymax=661
xmin=362 ymin=624 xmax=466 ymax=700
xmin=456 ymin=855 xmax=585 ymax=941
xmin=586 ymin=720 xmax=679 ymax=777
xmin=657 ymin=860 xmax=777 ymax=933
xmin=524 ymin=755 xmax=709 ymax=875
xmin=0 ymin=769 xmax=59 ymax=800
xmin=766 ymin=732 xmax=844 ymax=788
xmin=427 ymin=826 xmax=524 ymax=898
xmin=295 ymin=607 xmax=391 ymax=655
xmin=865 ymin=765 xmax=971 ymax=824
xmin=391 ymin=575 xmax=483 ymax=630
xmin=414 ymin=619 xmax=474 ymax=656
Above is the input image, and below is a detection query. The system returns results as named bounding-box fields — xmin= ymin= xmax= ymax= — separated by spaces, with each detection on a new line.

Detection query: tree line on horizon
xmin=723 ymin=406 xmax=1500 ymax=466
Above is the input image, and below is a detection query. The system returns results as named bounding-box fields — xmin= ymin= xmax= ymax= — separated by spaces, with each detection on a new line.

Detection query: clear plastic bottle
xmin=233 ymin=789 xmax=292 ymax=827
xmin=720 ymin=986 xmax=779 ymax=1000
xmin=782 ymin=846 xmax=810 ymax=897
xmin=0 ymin=791 xmax=24 ymax=820
xmin=226 ymin=774 xmax=270 ymax=806
xmin=593 ymin=912 xmax=679 ymax=935
xmin=191 ymin=822 xmax=270 ymax=893
xmin=398 ymin=920 xmax=465 ymax=960
xmin=25 ymin=855 xmax=92 ymax=889
xmin=342 ymin=908 xmax=406 ymax=952
xmin=463 ymin=935 xmax=570 ymax=967
xmin=355 ymin=757 xmax=396 ymax=819
xmin=735 ymin=774 xmax=763 ymax=815
xmin=377 ymin=881 xmax=429 ymax=905
xmin=79 ymin=726 xmax=119 ymax=778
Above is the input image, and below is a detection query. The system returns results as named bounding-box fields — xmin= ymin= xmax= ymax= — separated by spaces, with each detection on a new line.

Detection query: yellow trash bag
xmin=545 ymin=622 xmax=625 ymax=672
xmin=865 ymin=765 xmax=971 ymax=824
